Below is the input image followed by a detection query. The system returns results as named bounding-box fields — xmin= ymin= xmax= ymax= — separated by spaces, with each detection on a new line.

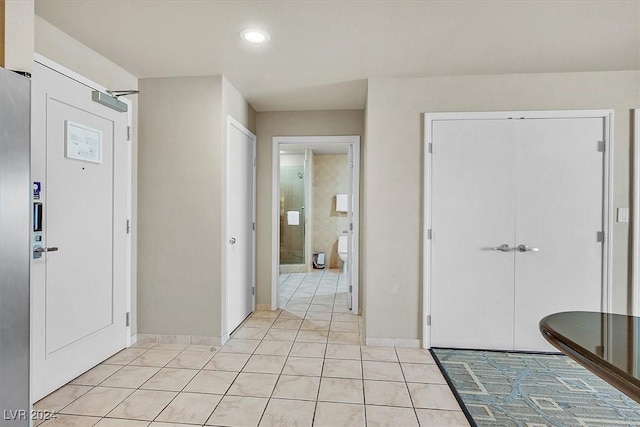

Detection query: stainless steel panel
xmin=0 ymin=68 xmax=31 ymax=426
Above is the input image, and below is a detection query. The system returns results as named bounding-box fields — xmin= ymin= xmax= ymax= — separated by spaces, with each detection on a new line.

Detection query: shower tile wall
xmin=313 ymin=154 xmax=348 ymax=268
xmin=280 ymin=165 xmax=306 ymax=265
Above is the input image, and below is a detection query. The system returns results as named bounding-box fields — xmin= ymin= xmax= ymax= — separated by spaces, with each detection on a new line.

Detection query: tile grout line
xmin=256 ymin=279 xmax=314 ymax=427
xmin=45 ymin=270 xmax=364 ymax=427
xmin=396 ymin=346 xmax=422 ymax=426
xmin=312 ymin=268 xmax=328 ymax=427
xmin=51 ymin=345 xmax=158 ymax=418
xmin=148 ymin=344 xmax=224 ymax=425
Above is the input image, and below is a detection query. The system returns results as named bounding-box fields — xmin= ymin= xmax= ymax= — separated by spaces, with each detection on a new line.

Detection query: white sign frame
xmin=65 ymin=120 xmax=103 ymax=164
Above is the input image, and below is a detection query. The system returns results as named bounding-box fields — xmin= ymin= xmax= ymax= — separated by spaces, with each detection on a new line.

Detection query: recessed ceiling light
xmin=241 ymin=28 xmax=270 ymax=44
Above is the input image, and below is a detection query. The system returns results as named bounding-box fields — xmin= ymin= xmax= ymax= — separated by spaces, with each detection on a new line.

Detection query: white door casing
xmin=271 ymin=136 xmax=361 ymax=314
xmin=424 ymin=110 xmax=613 ymax=352
xmin=633 ymin=109 xmax=640 ymax=316
xmin=347 ymin=144 xmax=360 ymax=314
xmin=226 ymin=116 xmax=256 ymax=335
xmin=31 ymin=59 xmax=131 ymax=401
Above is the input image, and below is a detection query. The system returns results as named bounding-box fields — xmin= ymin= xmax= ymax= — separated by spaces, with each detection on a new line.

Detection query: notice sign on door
xmin=65 ymin=121 xmax=102 ymax=164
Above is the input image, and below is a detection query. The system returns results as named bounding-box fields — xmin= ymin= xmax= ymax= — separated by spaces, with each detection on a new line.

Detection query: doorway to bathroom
xmin=272 ymin=136 xmax=361 ymax=315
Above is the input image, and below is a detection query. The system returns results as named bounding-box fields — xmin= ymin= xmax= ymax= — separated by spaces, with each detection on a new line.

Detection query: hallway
xmin=33 ymin=270 xmax=466 ymax=426
xmin=278 ymin=270 xmax=351 ymax=317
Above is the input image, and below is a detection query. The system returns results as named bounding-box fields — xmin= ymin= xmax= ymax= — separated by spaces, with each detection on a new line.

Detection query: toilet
xmin=338 ymin=236 xmax=348 ymax=266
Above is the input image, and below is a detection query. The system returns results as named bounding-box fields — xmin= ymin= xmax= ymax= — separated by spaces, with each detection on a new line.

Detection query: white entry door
xmin=31 ymin=61 xmax=130 ymax=401
xmin=428 ymin=111 xmax=608 ymax=352
xmin=226 ymin=117 xmax=256 ymax=334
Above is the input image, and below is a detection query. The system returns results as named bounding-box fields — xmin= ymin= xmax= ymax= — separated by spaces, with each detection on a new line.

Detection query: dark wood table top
xmin=540 ymin=311 xmax=640 ymax=403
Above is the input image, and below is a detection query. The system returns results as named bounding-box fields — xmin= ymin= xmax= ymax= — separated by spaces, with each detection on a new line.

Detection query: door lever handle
xmin=517 ymin=244 xmax=539 ymax=252
xmin=490 ymin=244 xmax=514 ymax=252
xmin=34 ymin=247 xmax=59 ymax=253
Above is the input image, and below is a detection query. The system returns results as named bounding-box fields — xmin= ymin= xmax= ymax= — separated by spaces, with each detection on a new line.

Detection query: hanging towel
xmin=336 ymin=194 xmax=348 ymax=212
xmin=287 ymin=210 xmax=300 ymax=225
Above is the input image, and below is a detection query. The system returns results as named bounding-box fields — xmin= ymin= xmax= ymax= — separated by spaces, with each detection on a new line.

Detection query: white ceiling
xmin=35 ymin=0 xmax=640 ymax=112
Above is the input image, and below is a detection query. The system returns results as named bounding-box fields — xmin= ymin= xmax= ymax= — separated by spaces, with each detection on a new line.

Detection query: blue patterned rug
xmin=432 ymin=348 xmax=640 ymax=427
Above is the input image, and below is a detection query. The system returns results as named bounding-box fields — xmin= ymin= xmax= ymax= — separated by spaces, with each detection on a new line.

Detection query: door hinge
xmin=426 ymin=315 xmax=432 ymax=326
xmin=597 ymin=231 xmax=605 ymax=243
xmin=126 ymin=312 xmax=131 ymax=327
xmin=349 ymin=285 xmax=352 ymax=293
xmin=126 ymin=219 xmax=131 ymax=234
xmin=349 ymin=161 xmax=354 ymax=168
xmin=428 ymin=143 xmax=433 ymax=154
xmin=350 ymin=223 xmax=353 ymax=231
xmin=252 ymin=287 xmax=255 ymax=296
xmin=252 ymin=222 xmax=255 ymax=231
xmin=253 ymin=158 xmax=256 ymax=166
xmin=127 ymin=126 xmax=132 ymax=141
xmin=427 ymin=229 xmax=432 ymax=240
xmin=597 ymin=141 xmax=605 ymax=152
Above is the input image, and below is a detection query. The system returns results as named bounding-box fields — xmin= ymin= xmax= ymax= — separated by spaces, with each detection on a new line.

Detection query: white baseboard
xmin=365 ymin=337 xmax=421 ymax=348
xmin=221 ymin=333 xmax=230 ymax=346
xmin=133 ymin=333 xmax=223 ymax=346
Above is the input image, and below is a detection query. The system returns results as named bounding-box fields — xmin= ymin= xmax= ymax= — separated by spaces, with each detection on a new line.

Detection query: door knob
xmin=490 ymin=244 xmax=514 ymax=252
xmin=517 ymin=244 xmax=539 ymax=252
xmin=229 ymin=237 xmax=237 ymax=245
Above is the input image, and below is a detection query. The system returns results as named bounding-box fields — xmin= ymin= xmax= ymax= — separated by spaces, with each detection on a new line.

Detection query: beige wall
xmin=138 ymin=76 xmax=223 ymax=338
xmin=364 ymin=71 xmax=640 ymax=341
xmin=34 ymin=16 xmax=140 ymax=335
xmin=138 ymin=75 xmax=254 ymax=340
xmin=0 ymin=0 xmax=5 ymax=65
xmin=255 ymin=110 xmax=365 ymax=307
xmin=313 ymin=154 xmax=349 ymax=269
xmin=35 ymin=17 xmax=137 ymax=91
xmin=4 ymin=0 xmax=33 ymax=73
xmin=223 ymin=76 xmax=256 ymax=133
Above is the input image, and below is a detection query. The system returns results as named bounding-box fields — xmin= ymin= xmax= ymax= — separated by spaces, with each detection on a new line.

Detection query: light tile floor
xmin=35 ymin=270 xmax=468 ymax=426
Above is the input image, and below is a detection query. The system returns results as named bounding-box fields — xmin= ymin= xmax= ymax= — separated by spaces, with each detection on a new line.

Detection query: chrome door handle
xmin=517 ymin=244 xmax=539 ymax=252
xmin=229 ymin=237 xmax=236 ymax=245
xmin=34 ymin=247 xmax=59 ymax=253
xmin=491 ymin=244 xmax=514 ymax=252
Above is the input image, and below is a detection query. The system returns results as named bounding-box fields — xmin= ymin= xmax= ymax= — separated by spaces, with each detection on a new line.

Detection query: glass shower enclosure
xmin=280 ymin=153 xmax=307 ymax=267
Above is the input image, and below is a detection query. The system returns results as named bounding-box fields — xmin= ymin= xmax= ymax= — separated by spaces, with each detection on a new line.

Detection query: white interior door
xmin=347 ymin=142 xmax=360 ymax=315
xmin=226 ymin=117 xmax=256 ymax=334
xmin=31 ymin=62 xmax=129 ymax=401
xmin=430 ymin=119 xmax=517 ymax=350
xmin=514 ymin=117 xmax=604 ymax=351
xmin=347 ymin=145 xmax=354 ymax=310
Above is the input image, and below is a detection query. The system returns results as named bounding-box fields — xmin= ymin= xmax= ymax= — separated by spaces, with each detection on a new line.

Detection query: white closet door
xmin=513 ymin=118 xmax=604 ymax=351
xmin=226 ymin=119 xmax=256 ymax=334
xmin=430 ymin=120 xmax=517 ymax=350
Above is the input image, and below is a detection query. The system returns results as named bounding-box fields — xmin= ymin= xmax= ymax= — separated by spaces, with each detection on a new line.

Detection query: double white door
xmin=429 ymin=113 xmax=607 ymax=352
